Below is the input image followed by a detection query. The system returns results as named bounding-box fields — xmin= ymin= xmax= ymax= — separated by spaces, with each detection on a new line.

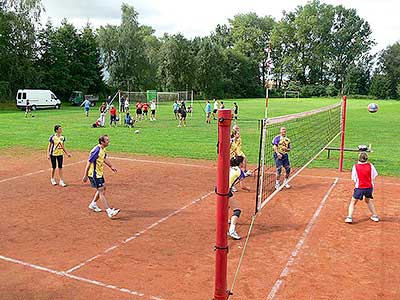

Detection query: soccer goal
xmin=255 ymin=102 xmax=342 ymax=213
xmin=284 ymin=90 xmax=300 ymax=99
xmin=157 ymin=90 xmax=194 ymax=115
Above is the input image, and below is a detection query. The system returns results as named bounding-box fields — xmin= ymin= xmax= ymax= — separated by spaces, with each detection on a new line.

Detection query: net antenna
xmin=284 ymin=90 xmax=300 ymax=99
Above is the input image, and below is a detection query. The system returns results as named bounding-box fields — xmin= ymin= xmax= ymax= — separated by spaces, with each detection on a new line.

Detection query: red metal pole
xmin=339 ymin=95 xmax=347 ymax=172
xmin=214 ymin=109 xmax=232 ymax=300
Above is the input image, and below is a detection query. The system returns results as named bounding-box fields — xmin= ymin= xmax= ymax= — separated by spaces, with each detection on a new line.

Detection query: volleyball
xmin=134 ymin=130 xmax=140 ymax=134
xmin=368 ymin=103 xmax=378 ymax=113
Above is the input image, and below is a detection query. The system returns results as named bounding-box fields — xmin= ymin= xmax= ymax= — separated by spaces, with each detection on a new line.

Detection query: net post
xmin=214 ymin=109 xmax=232 ymax=300
xmin=339 ymin=95 xmax=347 ymax=172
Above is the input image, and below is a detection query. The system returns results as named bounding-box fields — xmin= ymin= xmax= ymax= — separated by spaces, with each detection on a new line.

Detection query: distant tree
xmin=157 ymin=34 xmax=195 ymax=91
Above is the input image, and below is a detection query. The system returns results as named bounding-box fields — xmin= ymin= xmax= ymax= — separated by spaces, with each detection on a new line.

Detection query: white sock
xmin=106 ymin=208 xmax=113 ymax=213
xmin=276 ymin=180 xmax=280 ymax=185
xmin=229 ymin=223 xmax=235 ymax=233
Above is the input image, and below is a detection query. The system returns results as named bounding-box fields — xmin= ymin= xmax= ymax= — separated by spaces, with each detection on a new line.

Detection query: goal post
xmin=284 ymin=90 xmax=300 ymax=99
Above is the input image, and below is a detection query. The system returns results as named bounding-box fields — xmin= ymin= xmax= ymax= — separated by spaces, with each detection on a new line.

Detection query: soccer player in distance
xmin=272 ymin=127 xmax=291 ymax=190
xmin=205 ymin=100 xmax=212 ymax=123
xmin=228 ymin=156 xmax=250 ymax=240
xmin=47 ymin=125 xmax=71 ymax=187
xmin=345 ymin=152 xmax=379 ymax=223
xmin=82 ymin=135 xmax=120 ymax=219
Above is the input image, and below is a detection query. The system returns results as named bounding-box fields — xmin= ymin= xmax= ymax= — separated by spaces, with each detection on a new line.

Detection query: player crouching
xmin=345 ymin=152 xmax=379 ymax=224
xmin=228 ymin=156 xmax=251 ymax=240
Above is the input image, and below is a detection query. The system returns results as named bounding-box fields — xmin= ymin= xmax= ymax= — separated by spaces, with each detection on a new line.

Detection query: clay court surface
xmin=0 ymin=149 xmax=399 ymax=300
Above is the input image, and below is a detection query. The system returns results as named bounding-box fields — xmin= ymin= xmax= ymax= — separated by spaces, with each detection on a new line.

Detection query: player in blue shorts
xmin=272 ymin=127 xmax=291 ymax=190
xmin=82 ymin=135 xmax=120 ymax=219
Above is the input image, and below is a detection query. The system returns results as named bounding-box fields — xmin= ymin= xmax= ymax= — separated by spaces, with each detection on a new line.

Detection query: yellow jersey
xmin=88 ymin=145 xmax=107 ymax=178
xmin=49 ymin=134 xmax=66 ymax=156
xmin=230 ymin=137 xmax=245 ymax=158
xmin=229 ymin=166 xmax=245 ymax=188
xmin=272 ymin=135 xmax=291 ymax=154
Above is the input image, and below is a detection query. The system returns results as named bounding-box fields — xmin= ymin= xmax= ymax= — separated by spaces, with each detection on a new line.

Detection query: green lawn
xmin=0 ymin=98 xmax=399 ymax=176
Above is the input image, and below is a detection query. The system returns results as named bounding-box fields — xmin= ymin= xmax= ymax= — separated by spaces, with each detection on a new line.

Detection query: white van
xmin=16 ymin=89 xmax=61 ymax=110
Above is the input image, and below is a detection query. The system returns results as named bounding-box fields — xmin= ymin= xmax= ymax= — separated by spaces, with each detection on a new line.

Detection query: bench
xmin=326 ymin=144 xmax=373 ymax=159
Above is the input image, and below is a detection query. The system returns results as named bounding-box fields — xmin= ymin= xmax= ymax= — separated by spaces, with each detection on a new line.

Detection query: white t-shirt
xmin=150 ymin=102 xmax=156 ymax=110
xmin=124 ymin=99 xmax=129 ymax=108
xmin=213 ymin=101 xmax=219 ymax=110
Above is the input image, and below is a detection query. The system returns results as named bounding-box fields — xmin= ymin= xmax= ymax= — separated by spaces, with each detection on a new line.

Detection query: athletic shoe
xmin=275 ymin=182 xmax=280 ymax=190
xmin=245 ymin=170 xmax=252 ymax=177
xmin=228 ymin=230 xmax=241 ymax=240
xmin=345 ymin=216 xmax=353 ymax=224
xmin=370 ymin=215 xmax=380 ymax=222
xmin=59 ymin=180 xmax=67 ymax=187
xmin=107 ymin=208 xmax=120 ymax=219
xmin=231 ymin=187 xmax=238 ymax=192
xmin=88 ymin=202 xmax=102 ymax=212
xmin=283 ymin=179 xmax=291 ymax=189
xmin=51 ymin=178 xmax=57 ymax=186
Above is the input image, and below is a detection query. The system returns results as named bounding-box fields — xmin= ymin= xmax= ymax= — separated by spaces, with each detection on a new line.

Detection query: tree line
xmin=1 ymin=0 xmax=399 ymax=101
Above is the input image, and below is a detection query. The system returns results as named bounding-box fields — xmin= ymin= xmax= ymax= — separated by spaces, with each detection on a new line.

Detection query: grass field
xmin=0 ymin=97 xmax=399 ymax=176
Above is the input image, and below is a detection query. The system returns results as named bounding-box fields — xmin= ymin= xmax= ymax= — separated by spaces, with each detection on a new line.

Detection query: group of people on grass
xmin=87 ymin=95 xmax=157 ymax=128
xmin=205 ymin=98 xmax=239 ymax=124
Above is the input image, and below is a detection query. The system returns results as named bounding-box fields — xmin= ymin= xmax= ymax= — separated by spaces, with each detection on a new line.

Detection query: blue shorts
xmin=273 ymin=153 xmax=290 ymax=168
xmin=89 ymin=176 xmax=105 ymax=189
xmin=353 ymin=188 xmax=373 ymax=200
xmin=84 ymin=107 xmax=89 ymax=112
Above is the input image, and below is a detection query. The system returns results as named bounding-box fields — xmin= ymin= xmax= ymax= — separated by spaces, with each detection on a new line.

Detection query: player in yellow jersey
xmin=82 ymin=135 xmax=120 ymax=219
xmin=47 ymin=125 xmax=71 ymax=187
xmin=228 ymin=156 xmax=250 ymax=240
xmin=272 ymin=127 xmax=291 ymax=190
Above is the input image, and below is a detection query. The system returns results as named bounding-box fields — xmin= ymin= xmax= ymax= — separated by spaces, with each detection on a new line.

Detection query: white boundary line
xmin=110 ymin=156 xmax=215 ymax=169
xmin=267 ymin=177 xmax=339 ymax=300
xmin=0 ymin=160 xmax=86 ymax=184
xmin=64 ymin=191 xmax=214 ymax=274
xmin=0 ymin=254 xmax=165 ymax=300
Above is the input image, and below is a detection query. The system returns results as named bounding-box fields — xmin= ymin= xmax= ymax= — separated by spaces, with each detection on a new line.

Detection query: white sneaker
xmin=345 ymin=216 xmax=353 ymax=224
xmin=228 ymin=230 xmax=241 ymax=240
xmin=283 ymin=180 xmax=291 ymax=189
xmin=51 ymin=178 xmax=57 ymax=186
xmin=107 ymin=208 xmax=120 ymax=219
xmin=275 ymin=182 xmax=280 ymax=190
xmin=245 ymin=170 xmax=252 ymax=177
xmin=370 ymin=215 xmax=380 ymax=222
xmin=59 ymin=180 xmax=67 ymax=187
xmin=231 ymin=187 xmax=238 ymax=192
xmin=88 ymin=202 xmax=102 ymax=212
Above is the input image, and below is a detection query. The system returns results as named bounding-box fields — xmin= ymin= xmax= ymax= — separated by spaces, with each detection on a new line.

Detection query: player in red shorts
xmin=142 ymin=102 xmax=149 ymax=120
xmin=345 ymin=152 xmax=379 ymax=223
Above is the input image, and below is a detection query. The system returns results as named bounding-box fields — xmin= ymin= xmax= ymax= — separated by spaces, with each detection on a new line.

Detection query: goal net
xmin=284 ymin=91 xmax=300 ymax=99
xmin=255 ymin=102 xmax=342 ymax=213
xmin=157 ymin=90 xmax=194 ymax=115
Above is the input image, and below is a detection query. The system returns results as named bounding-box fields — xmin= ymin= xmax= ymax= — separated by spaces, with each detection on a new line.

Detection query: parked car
xmin=69 ymin=91 xmax=98 ymax=106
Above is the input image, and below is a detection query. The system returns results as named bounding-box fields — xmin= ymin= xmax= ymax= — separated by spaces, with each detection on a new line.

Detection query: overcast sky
xmin=42 ymin=0 xmax=399 ymax=53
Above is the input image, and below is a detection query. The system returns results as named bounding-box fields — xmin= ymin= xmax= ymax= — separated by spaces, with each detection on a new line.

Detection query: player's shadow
xmin=238 ymin=222 xmax=307 ymax=238
xmin=354 ymin=216 xmax=400 ymax=224
xmin=115 ymin=209 xmax=178 ymax=221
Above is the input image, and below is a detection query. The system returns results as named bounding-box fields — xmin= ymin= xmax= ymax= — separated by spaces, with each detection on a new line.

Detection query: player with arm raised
xmin=272 ymin=127 xmax=291 ymax=190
